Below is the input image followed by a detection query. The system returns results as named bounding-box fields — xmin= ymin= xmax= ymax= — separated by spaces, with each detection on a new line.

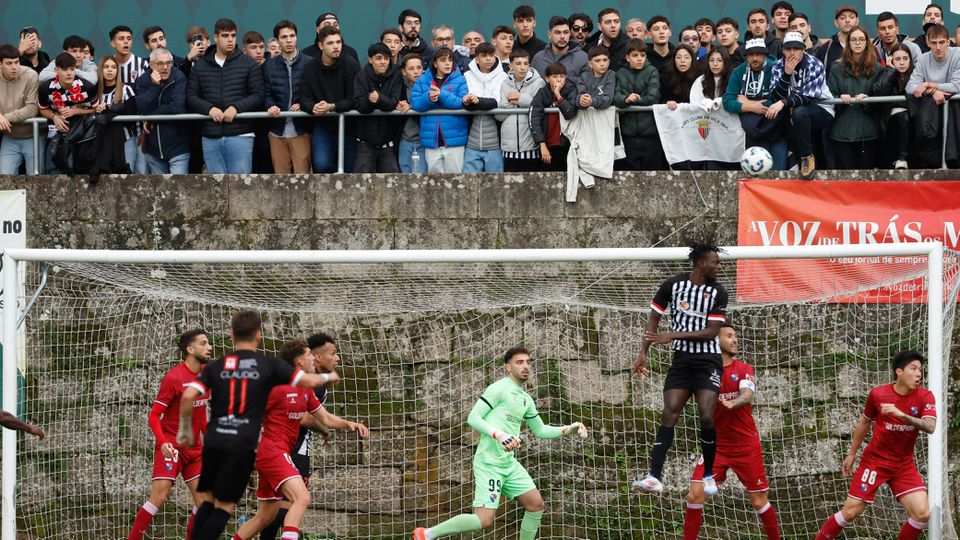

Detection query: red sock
xmin=816 ymin=512 xmax=848 ymax=540
xmin=281 ymin=526 xmax=300 ymax=540
xmin=127 ymin=501 xmax=159 ymax=540
xmin=897 ymin=518 xmax=926 ymax=540
xmin=185 ymin=505 xmax=197 ymax=540
xmin=756 ymin=503 xmax=781 ymax=540
xmin=683 ymin=503 xmax=704 ymax=540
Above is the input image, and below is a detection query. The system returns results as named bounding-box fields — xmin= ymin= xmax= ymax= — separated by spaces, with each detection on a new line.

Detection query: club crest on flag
xmin=697 ymin=118 xmax=711 ymax=140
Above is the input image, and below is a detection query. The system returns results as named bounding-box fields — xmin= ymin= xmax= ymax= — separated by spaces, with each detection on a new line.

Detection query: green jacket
xmin=827 ymin=60 xmax=884 ymax=142
xmin=614 ymin=64 xmax=660 ymax=137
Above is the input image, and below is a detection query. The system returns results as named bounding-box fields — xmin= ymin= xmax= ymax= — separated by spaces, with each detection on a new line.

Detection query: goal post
xmin=1 ymin=244 xmax=956 ymax=540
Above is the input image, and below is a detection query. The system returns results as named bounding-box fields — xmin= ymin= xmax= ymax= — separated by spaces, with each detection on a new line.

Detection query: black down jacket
xmin=187 ymin=48 xmax=265 ymax=138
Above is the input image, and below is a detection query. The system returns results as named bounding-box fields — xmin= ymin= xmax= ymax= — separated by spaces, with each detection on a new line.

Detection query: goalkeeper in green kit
xmin=413 ymin=347 xmax=589 ymax=540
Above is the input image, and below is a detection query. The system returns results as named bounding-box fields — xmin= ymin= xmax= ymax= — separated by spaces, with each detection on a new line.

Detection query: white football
xmin=740 ymin=146 xmax=773 ymax=175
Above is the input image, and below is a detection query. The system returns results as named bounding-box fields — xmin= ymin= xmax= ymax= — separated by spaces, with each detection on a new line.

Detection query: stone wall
xmin=4 ymin=171 xmax=959 ymax=539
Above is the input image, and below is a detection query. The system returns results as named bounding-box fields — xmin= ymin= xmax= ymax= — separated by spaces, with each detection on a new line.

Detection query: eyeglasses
xmin=848 ymin=37 xmax=867 ymax=43
xmin=435 ymin=36 xmax=453 ymax=42
xmin=571 ymin=25 xmax=588 ymax=32
xmin=152 ymin=61 xmax=174 ymax=67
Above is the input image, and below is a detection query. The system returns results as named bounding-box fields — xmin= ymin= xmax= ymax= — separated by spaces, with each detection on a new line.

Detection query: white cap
xmin=781 ymin=31 xmax=805 ymax=49
xmin=744 ymin=38 xmax=768 ymax=54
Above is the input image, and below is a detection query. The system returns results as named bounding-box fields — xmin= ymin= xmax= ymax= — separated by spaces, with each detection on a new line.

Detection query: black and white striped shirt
xmin=651 ymin=273 xmax=728 ymax=355
xmin=118 ymin=55 xmax=149 ymax=86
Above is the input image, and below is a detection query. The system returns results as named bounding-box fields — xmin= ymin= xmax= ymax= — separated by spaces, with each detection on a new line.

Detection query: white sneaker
xmin=631 ymin=474 xmax=663 ymax=493
xmin=894 ymin=160 xmax=908 ymax=170
xmin=702 ymin=474 xmax=718 ymax=495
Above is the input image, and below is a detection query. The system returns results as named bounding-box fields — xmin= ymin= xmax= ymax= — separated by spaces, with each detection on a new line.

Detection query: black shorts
xmin=291 ymin=452 xmax=311 ymax=479
xmin=663 ymin=352 xmax=722 ymax=393
xmin=196 ymin=444 xmax=257 ymax=503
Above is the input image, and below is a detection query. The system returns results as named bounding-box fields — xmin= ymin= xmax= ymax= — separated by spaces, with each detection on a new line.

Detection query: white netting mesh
xmin=10 ymin=252 xmax=960 ymax=539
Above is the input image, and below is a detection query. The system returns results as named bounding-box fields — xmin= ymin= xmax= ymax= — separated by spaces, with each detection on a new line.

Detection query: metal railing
xmin=20 ymin=95 xmax=955 ymax=175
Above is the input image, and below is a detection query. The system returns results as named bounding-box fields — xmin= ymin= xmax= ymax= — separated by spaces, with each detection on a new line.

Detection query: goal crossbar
xmin=0 ymin=243 xmax=949 ymax=540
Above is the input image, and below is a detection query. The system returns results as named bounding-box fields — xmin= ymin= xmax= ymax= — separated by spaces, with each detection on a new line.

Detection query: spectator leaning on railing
xmin=352 ymin=43 xmax=405 ymax=173
xmin=40 ymin=35 xmax=98 ymax=85
xmin=497 ymin=48 xmax=545 ymax=172
xmin=905 ymin=23 xmax=960 ymax=168
xmin=827 ymin=26 xmax=884 ymax=170
xmin=529 ymin=62 xmax=578 ymax=172
xmin=0 ymin=44 xmax=39 ymax=174
xmin=872 ymin=43 xmax=915 ymax=169
xmin=263 ymin=20 xmax=313 ymax=174
xmin=397 ymin=53 xmax=426 ymax=173
xmin=463 ymin=42 xmax=507 ymax=173
xmin=614 ymin=39 xmax=665 ymax=171
xmin=135 ymin=47 xmax=190 ymax=174
xmin=410 ymin=46 xmax=469 ymax=173
xmin=38 ymin=52 xmax=99 ymax=174
xmin=723 ymin=38 xmax=787 ymax=170
xmin=187 ymin=18 xmax=265 ymax=174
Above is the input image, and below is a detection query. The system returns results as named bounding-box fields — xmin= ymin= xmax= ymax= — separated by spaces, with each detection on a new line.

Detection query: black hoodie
xmin=352 ymin=63 xmax=405 ymax=145
xmin=815 ymin=33 xmax=845 ymax=75
xmin=300 ymin=53 xmax=361 ymax=130
xmin=399 ymin=36 xmax=435 ymax=67
xmin=186 ymin=48 xmax=265 ymax=138
xmin=585 ymin=30 xmax=629 ymax=71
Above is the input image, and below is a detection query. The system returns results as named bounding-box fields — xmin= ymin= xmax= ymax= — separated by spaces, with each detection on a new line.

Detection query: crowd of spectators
xmin=2 ymin=4 xmax=960 ymax=179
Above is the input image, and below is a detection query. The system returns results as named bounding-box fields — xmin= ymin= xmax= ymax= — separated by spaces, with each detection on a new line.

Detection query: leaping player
xmin=815 ymin=350 xmax=936 ymax=540
xmin=412 ymin=346 xmax=589 ymax=540
xmin=682 ymin=324 xmax=780 ymax=539
xmin=128 ymin=329 xmax=213 ymax=540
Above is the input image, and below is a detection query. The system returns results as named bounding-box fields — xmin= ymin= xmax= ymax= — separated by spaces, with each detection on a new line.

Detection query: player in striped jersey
xmin=815 ymin=350 xmax=936 ymax=540
xmin=682 ymin=324 xmax=780 ymax=539
xmin=128 ymin=329 xmax=212 ymax=540
xmin=633 ymin=244 xmax=729 ymax=495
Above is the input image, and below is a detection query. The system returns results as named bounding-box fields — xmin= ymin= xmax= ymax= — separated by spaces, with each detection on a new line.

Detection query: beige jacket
xmin=0 ymin=68 xmax=39 ymax=139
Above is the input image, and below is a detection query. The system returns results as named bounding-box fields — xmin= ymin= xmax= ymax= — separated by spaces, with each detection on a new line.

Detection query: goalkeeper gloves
xmin=562 ymin=422 xmax=589 ymax=438
xmin=491 ymin=430 xmax=521 ymax=451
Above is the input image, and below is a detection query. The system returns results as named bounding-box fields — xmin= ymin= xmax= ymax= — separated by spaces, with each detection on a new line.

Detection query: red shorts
xmin=152 ymin=443 xmax=203 ymax=482
xmin=848 ymin=458 xmax=926 ymax=504
xmin=255 ymin=449 xmax=302 ymax=501
xmin=691 ymin=447 xmax=769 ymax=492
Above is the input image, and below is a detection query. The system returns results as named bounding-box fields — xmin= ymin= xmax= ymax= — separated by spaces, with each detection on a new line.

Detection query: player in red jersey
xmin=231 ymin=339 xmax=369 ymax=540
xmin=815 ymin=350 xmax=936 ymax=540
xmin=682 ymin=324 xmax=780 ymax=539
xmin=128 ymin=329 xmax=213 ymax=540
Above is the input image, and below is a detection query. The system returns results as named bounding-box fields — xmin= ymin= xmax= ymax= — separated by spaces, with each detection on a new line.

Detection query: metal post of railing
xmin=941 ymin=99 xmax=949 ymax=170
xmin=31 ymin=120 xmax=40 ymax=175
xmin=337 ymin=114 xmax=346 ymax=174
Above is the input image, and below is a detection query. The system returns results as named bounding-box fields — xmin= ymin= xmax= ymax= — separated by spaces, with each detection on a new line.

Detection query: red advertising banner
xmin=737 ymin=180 xmax=960 ymax=303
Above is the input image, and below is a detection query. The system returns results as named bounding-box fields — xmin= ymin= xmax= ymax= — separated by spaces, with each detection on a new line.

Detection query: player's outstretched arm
xmin=634 ymin=311 xmax=663 ymax=377
xmin=0 ymin=411 xmax=45 ymax=439
xmin=526 ymin=415 xmax=589 ymax=440
xmin=842 ymin=415 xmax=873 ymax=477
xmin=300 ymin=414 xmax=332 ymax=439
xmin=467 ymin=398 xmax=521 ymax=451
xmin=176 ymin=386 xmax=201 ymax=448
xmin=310 ymin=407 xmax=368 ymax=438
xmin=295 ymin=371 xmax=340 ymax=389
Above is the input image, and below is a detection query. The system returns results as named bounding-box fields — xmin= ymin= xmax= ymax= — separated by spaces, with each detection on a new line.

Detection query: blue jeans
xmin=123 ymin=137 xmax=147 ymax=174
xmin=311 ymin=125 xmax=356 ymax=173
xmin=201 ymin=136 xmax=254 ymax=174
xmin=398 ymin=139 xmax=427 ymax=173
xmin=0 ymin=137 xmax=38 ymax=175
xmin=144 ymin=152 xmax=191 ymax=174
xmin=462 ymin=147 xmax=504 ymax=173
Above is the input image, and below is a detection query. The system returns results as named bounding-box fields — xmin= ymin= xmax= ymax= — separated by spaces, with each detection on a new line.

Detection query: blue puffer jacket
xmin=410 ymin=66 xmax=469 ymax=148
xmin=263 ymin=50 xmax=313 ymax=137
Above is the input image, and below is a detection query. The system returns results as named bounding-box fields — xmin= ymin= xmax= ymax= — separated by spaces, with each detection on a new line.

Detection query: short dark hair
xmin=381 ymin=28 xmax=402 ymax=41
xmin=695 ymin=18 xmax=716 ymax=31
xmin=504 ymin=346 xmax=529 ymax=363
xmin=568 ymin=12 xmax=593 ymax=32
xmin=432 ymin=46 xmax=454 ymax=64
xmin=719 ymin=322 xmax=736 ymax=332
xmin=626 ymin=38 xmax=647 ymax=55
xmin=318 ymin=26 xmax=341 ymax=43
xmin=689 ymin=243 xmax=721 ymax=265
xmin=109 ymin=25 xmax=133 ymax=40
xmin=549 ymin=16 xmax=570 ymax=30
xmin=243 ymin=31 xmax=264 ymax=46
xmin=274 ymin=20 xmax=298 ymax=39
xmin=142 ymin=25 xmax=164 ymax=44
xmin=230 ymin=310 xmax=262 ymax=342
xmin=398 ymin=9 xmax=422 ymax=26
xmin=279 ymin=340 xmax=308 ymax=367
xmin=400 ymin=53 xmax=423 ymax=69
xmin=588 ymin=45 xmax=609 ymax=59
xmin=771 ymin=1 xmax=794 ymax=14
xmin=891 ymin=349 xmax=924 ymax=375
xmin=598 ymin=8 xmax=620 ymax=22
xmin=877 ymin=11 xmax=899 ymax=25
xmin=716 ymin=17 xmax=740 ymax=31
xmin=0 ymin=45 xmax=21 ymax=61
xmin=214 ymin=18 xmax=237 ymax=35
xmin=513 ymin=5 xmax=535 ymax=20
xmin=475 ymin=42 xmax=496 ymax=56
xmin=368 ymin=42 xmax=391 ymax=58
xmin=185 ymin=26 xmax=209 ymax=43
xmin=788 ymin=12 xmax=809 ymax=25
xmin=509 ymin=48 xmax=530 ymax=61
xmin=178 ymin=329 xmax=208 ymax=358
xmin=927 ymin=23 xmax=949 ymax=40
xmin=307 ymin=332 xmax=336 ymax=350
xmin=747 ymin=8 xmax=769 ymax=22
xmin=492 ymin=25 xmax=514 ymax=39
xmin=545 ymin=61 xmax=567 ymax=76
xmin=925 ymin=3 xmax=944 ymax=16
xmin=55 ymin=52 xmax=77 ymax=69
xmin=62 ymin=35 xmax=86 ymax=51
xmin=647 ymin=15 xmax=670 ymax=28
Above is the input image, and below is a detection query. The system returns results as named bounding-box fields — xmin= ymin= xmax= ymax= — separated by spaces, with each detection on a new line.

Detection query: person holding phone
xmin=18 ymin=27 xmax=50 ymax=75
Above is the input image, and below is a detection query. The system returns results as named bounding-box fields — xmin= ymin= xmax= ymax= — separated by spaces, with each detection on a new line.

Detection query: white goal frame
xmin=0 ymin=244 xmax=950 ymax=540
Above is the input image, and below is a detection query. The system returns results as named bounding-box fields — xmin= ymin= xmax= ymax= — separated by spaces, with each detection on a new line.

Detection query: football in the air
xmin=740 ymin=146 xmax=773 ymax=175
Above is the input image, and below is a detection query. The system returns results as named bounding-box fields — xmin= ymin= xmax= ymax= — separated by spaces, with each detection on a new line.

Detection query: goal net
xmin=3 ymin=247 xmax=958 ymax=540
